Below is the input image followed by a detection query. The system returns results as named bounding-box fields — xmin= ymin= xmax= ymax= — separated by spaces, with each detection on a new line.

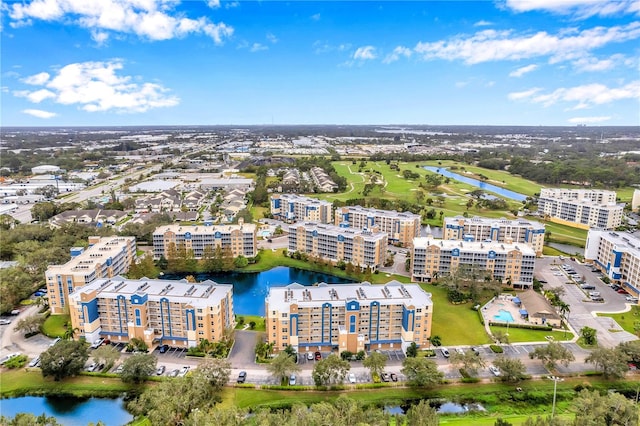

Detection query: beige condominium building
xmin=411 ymin=237 xmax=536 ymax=289
xmin=153 ymin=220 xmax=257 ymax=260
xmin=443 ymin=216 xmax=545 ymax=257
xmin=46 ymin=236 xmax=136 ymax=314
xmin=68 ymin=277 xmax=234 ymax=348
xmin=585 ymin=230 xmax=640 ymax=301
xmin=334 ymin=206 xmax=420 ymax=247
xmin=537 ymin=188 xmax=623 ymax=229
xmin=288 ymin=222 xmax=387 ymax=270
xmin=270 ymin=194 xmax=333 ymax=224
xmin=265 ymin=281 xmax=432 ymax=354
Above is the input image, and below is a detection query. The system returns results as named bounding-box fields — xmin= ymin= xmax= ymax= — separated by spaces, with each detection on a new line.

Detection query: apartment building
xmin=68 ymin=277 xmax=234 ymax=348
xmin=585 ymin=230 xmax=640 ymax=300
xmin=443 ymin=216 xmax=545 ymax=257
xmin=265 ymin=281 xmax=432 ymax=354
xmin=288 ymin=222 xmax=387 ymax=270
xmin=46 ymin=236 xmax=136 ymax=314
xmin=411 ymin=237 xmax=536 ymax=289
xmin=270 ymin=194 xmax=333 ymax=224
xmin=335 ymin=206 xmax=420 ymax=247
xmin=537 ymin=188 xmax=623 ymax=229
xmin=153 ymin=220 xmax=257 ymax=260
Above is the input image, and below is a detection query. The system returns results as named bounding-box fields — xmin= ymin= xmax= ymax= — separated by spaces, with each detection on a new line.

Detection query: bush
xmin=490 ymin=345 xmax=504 ymax=353
xmin=477 ymin=308 xmax=485 ymax=325
xmin=461 ymin=377 xmax=481 ymax=383
xmin=488 ymin=322 xmax=552 ymax=331
xmin=574 ymin=382 xmax=593 ymax=392
xmin=3 ymin=355 xmax=28 ymax=369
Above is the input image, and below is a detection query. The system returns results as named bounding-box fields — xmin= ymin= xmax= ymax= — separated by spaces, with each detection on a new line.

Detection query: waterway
xmin=162 ymin=266 xmax=354 ymax=316
xmin=423 ymin=166 xmax=527 ymax=202
xmin=0 ymin=396 xmax=133 ymax=426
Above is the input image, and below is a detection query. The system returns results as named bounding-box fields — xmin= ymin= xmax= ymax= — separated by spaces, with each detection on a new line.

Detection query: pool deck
xmin=482 ymin=293 xmax=530 ymax=334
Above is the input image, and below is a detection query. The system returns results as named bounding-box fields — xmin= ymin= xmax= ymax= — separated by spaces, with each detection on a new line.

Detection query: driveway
xmin=0 ymin=305 xmax=56 ymax=358
xmin=229 ymin=329 xmax=259 ymax=369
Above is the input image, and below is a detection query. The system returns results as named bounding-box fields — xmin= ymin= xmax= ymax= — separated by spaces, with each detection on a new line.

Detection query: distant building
xmin=632 ymin=189 xmax=640 ymax=212
xmin=48 ymin=209 xmax=127 ymax=229
xmin=309 ymin=167 xmax=338 ymax=192
xmin=31 ymin=165 xmax=61 ymax=175
xmin=288 ymin=222 xmax=387 ymax=270
xmin=537 ymin=188 xmax=623 ymax=229
xmin=153 ymin=220 xmax=257 ymax=259
xmin=265 ymin=281 xmax=432 ymax=353
xmin=411 ymin=237 xmax=536 ymax=289
xmin=46 ymin=236 xmax=137 ymax=314
xmin=334 ymin=206 xmax=420 ymax=247
xmin=68 ymin=277 xmax=234 ymax=348
xmin=443 ymin=216 xmax=545 ymax=257
xmin=270 ymin=194 xmax=333 ymax=224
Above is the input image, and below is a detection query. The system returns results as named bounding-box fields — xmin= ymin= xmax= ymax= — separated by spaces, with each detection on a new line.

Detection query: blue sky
xmin=2 ymin=0 xmax=639 ymax=126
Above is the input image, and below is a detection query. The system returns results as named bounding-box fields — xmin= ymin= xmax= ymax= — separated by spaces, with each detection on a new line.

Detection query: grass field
xmin=41 ymin=314 xmax=70 ymax=338
xmin=597 ymin=305 xmax=640 ymax=335
xmin=488 ymin=326 xmax=574 ymax=343
xmin=235 ymin=314 xmax=266 ymax=332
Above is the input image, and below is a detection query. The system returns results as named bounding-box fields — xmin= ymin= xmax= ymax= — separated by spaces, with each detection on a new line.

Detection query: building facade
xmin=537 ymin=188 xmax=623 ymax=229
xmin=270 ymin=194 xmax=333 ymax=224
xmin=288 ymin=222 xmax=387 ymax=270
xmin=153 ymin=221 xmax=257 ymax=260
xmin=411 ymin=237 xmax=536 ymax=289
xmin=265 ymin=281 xmax=432 ymax=354
xmin=443 ymin=216 xmax=545 ymax=256
xmin=46 ymin=236 xmax=136 ymax=314
xmin=68 ymin=277 xmax=234 ymax=348
xmin=334 ymin=206 xmax=421 ymax=247
xmin=585 ymin=230 xmax=640 ymax=300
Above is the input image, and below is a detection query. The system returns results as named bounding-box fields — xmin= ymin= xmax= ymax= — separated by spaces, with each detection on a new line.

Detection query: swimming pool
xmin=493 ymin=309 xmax=515 ymax=323
xmin=259 ymin=230 xmax=272 ymax=238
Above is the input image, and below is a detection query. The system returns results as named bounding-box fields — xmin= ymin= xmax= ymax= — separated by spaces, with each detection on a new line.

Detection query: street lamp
xmin=548 ymin=375 xmax=564 ymax=418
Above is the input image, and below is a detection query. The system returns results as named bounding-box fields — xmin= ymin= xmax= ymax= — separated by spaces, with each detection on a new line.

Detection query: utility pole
xmin=548 ymin=375 xmax=564 ymax=418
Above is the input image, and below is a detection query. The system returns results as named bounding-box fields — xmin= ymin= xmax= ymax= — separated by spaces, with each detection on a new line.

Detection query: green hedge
xmin=477 ymin=308 xmax=485 ymax=325
xmin=488 ymin=321 xmax=552 ymax=331
xmin=490 ymin=344 xmax=503 ymax=353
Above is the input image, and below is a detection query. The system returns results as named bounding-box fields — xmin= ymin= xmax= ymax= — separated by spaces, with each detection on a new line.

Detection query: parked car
xmin=440 ymin=348 xmax=450 ymax=358
xmin=455 ymin=348 xmax=465 ymax=355
xmin=0 ymin=319 xmax=12 ymax=325
xmin=390 ymin=373 xmax=398 ymax=382
xmin=348 ymin=373 xmax=356 ymax=384
xmin=489 ymin=365 xmax=501 ymax=376
xmin=90 ymin=338 xmax=104 ymax=349
xmin=156 ymin=365 xmax=166 ymax=375
xmin=380 ymin=373 xmax=390 ymax=382
xmin=168 ymin=369 xmax=179 ymax=377
xmin=237 ymin=371 xmax=247 ymax=383
xmin=85 ymin=362 xmax=97 ymax=372
xmin=289 ymin=374 xmax=297 ymax=385
xmin=580 ymin=284 xmax=596 ymax=290
xmin=314 ymin=351 xmax=322 ymax=361
xmin=470 ymin=347 xmax=480 ymax=355
xmin=159 ymin=344 xmax=170 ymax=353
xmin=114 ymin=364 xmax=124 ymax=374
xmin=618 ymin=289 xmax=629 ymax=295
xmin=28 ymin=356 xmax=40 ymax=368
xmin=625 ymin=296 xmax=639 ymax=303
xmin=306 ymin=352 xmax=314 ymax=361
xmin=178 ymin=366 xmax=190 ymax=377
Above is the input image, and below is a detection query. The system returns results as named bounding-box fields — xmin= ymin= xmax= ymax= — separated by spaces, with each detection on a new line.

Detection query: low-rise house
xmin=49 ymin=209 xmax=127 ymax=228
xmin=517 ymin=290 xmax=562 ymax=327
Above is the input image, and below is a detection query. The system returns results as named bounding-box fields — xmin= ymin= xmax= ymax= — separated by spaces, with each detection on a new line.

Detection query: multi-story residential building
xmin=410 ymin=237 xmax=536 ymax=289
xmin=585 ymin=230 xmax=640 ymax=300
xmin=270 ymin=194 xmax=333 ymax=223
xmin=288 ymin=222 xmax=387 ymax=270
xmin=265 ymin=281 xmax=432 ymax=354
xmin=443 ymin=216 xmax=545 ymax=257
xmin=334 ymin=206 xmax=420 ymax=247
xmin=68 ymin=277 xmax=234 ymax=348
xmin=46 ymin=236 xmax=137 ymax=314
xmin=153 ymin=220 xmax=257 ymax=259
xmin=537 ymin=188 xmax=623 ymax=229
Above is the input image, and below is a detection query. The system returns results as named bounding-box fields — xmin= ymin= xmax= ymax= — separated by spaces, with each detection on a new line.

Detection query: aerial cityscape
xmin=1 ymin=1 xmax=640 ymax=426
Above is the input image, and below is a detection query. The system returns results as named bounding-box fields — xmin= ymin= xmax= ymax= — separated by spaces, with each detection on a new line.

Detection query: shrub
xmin=461 ymin=377 xmax=481 ymax=383
xmin=488 ymin=322 xmax=552 ymax=331
xmin=3 ymin=355 xmax=28 ymax=369
xmin=574 ymin=382 xmax=593 ymax=392
xmin=490 ymin=345 xmax=504 ymax=353
xmin=477 ymin=308 xmax=485 ymax=325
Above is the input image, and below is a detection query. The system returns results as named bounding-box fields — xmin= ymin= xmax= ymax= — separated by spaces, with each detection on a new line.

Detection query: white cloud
xmin=207 ymin=0 xmax=220 ymax=8
xmin=23 ymin=109 xmax=57 ymax=119
xmin=567 ymin=115 xmax=611 ymax=124
xmin=474 ymin=20 xmax=493 ymax=27
xmin=14 ymin=60 xmax=179 ymax=113
xmin=266 ymin=32 xmax=278 ymax=43
xmin=8 ymin=0 xmax=233 ymax=44
xmin=383 ymin=46 xmax=412 ymax=64
xmin=508 ymin=88 xmax=542 ymax=100
xmin=313 ymin=41 xmax=351 ymax=54
xmin=509 ymin=81 xmax=640 ymax=108
xmin=455 ymin=81 xmax=469 ymax=88
xmin=353 ymin=46 xmax=377 ymax=60
xmin=504 ymin=0 xmax=640 ymax=19
xmin=250 ymin=43 xmax=268 ymax=52
xmin=311 ymin=13 xmax=321 ymax=21
xmin=225 ymin=2 xmax=239 ymax=9
xmin=509 ymin=64 xmax=538 ymax=77
xmin=413 ymin=22 xmax=640 ymax=65
xmin=22 ymin=72 xmax=50 ymax=85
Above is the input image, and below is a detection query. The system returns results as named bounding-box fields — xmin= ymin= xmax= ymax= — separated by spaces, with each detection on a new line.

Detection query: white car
xmin=306 ymin=352 xmax=314 ymax=361
xmin=455 ymin=348 xmax=465 ymax=355
xmin=489 ymin=365 xmax=501 ymax=376
xmin=289 ymin=374 xmax=296 ymax=385
xmin=90 ymin=338 xmax=104 ymax=349
xmin=348 ymin=373 xmax=356 ymax=384
xmin=440 ymin=348 xmax=450 ymax=358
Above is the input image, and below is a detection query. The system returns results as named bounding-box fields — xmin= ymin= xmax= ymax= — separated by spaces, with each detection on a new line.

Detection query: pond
xmin=161 ymin=266 xmax=354 ymax=316
xmin=0 ymin=396 xmax=133 ymax=426
xmin=384 ymin=400 xmax=486 ymax=415
xmin=423 ymin=166 xmax=527 ymax=202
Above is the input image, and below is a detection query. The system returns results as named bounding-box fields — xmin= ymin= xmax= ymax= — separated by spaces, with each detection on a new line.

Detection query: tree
xmin=573 ymin=388 xmax=639 ymax=426
xmin=429 ymin=335 xmax=442 ymax=347
xmin=120 ymin=353 xmax=157 ymax=384
xmin=617 ymin=340 xmax=640 ymax=363
xmin=580 ymin=326 xmax=598 ymax=346
xmin=191 ymin=358 xmax=231 ymax=397
xmin=266 ymin=352 xmax=300 ymax=385
xmin=492 ymin=355 xmax=526 ymax=382
xmin=528 ymin=342 xmax=575 ymax=371
xmin=13 ymin=313 xmax=45 ymax=336
xmin=40 ymin=340 xmax=89 ymax=381
xmin=363 ymin=351 xmax=387 ymax=377
xmin=522 ymin=416 xmax=568 ymax=426
xmin=450 ymin=349 xmax=486 ymax=376
xmin=585 ymin=347 xmax=629 ymax=379
xmin=0 ymin=413 xmax=63 ymax=426
xmin=312 ymin=354 xmax=351 ymax=386
xmin=405 ymin=400 xmax=439 ymax=426
xmin=406 ymin=342 xmax=418 ymax=358
xmin=401 ymin=357 xmax=443 ymax=387
xmin=91 ymin=345 xmax=120 ymax=369
xmin=127 ymin=255 xmax=160 ymax=279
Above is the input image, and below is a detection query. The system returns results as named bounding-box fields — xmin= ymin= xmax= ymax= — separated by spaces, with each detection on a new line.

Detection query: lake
xmin=162 ymin=266 xmax=354 ymax=316
xmin=423 ymin=166 xmax=528 ymax=202
xmin=0 ymin=396 xmax=133 ymax=426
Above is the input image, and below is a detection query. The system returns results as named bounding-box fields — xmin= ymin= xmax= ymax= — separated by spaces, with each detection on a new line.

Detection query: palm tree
xmin=63 ymin=324 xmax=79 ymax=340
xmin=266 ymin=352 xmax=300 ymax=385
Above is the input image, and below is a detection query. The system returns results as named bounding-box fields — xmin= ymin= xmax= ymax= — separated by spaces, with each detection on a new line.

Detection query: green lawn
xmin=597 ymin=305 xmax=640 ymax=335
xmin=235 ymin=314 xmax=266 ymax=332
xmin=41 ymin=314 xmax=70 ymax=338
xmin=489 ymin=326 xmax=573 ymax=343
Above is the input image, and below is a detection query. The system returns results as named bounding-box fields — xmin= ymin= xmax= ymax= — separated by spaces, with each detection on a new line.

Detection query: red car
xmin=618 ymin=289 xmax=629 ymax=294
xmin=314 ymin=351 xmax=322 ymax=360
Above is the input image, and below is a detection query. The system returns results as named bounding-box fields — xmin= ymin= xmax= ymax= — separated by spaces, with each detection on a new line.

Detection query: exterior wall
xmin=270 ymin=194 xmax=333 ymax=224
xmin=153 ymin=223 xmax=257 ymax=260
xmin=537 ymin=188 xmax=623 ymax=229
xmin=46 ymin=236 xmax=136 ymax=314
xmin=334 ymin=206 xmax=420 ymax=247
